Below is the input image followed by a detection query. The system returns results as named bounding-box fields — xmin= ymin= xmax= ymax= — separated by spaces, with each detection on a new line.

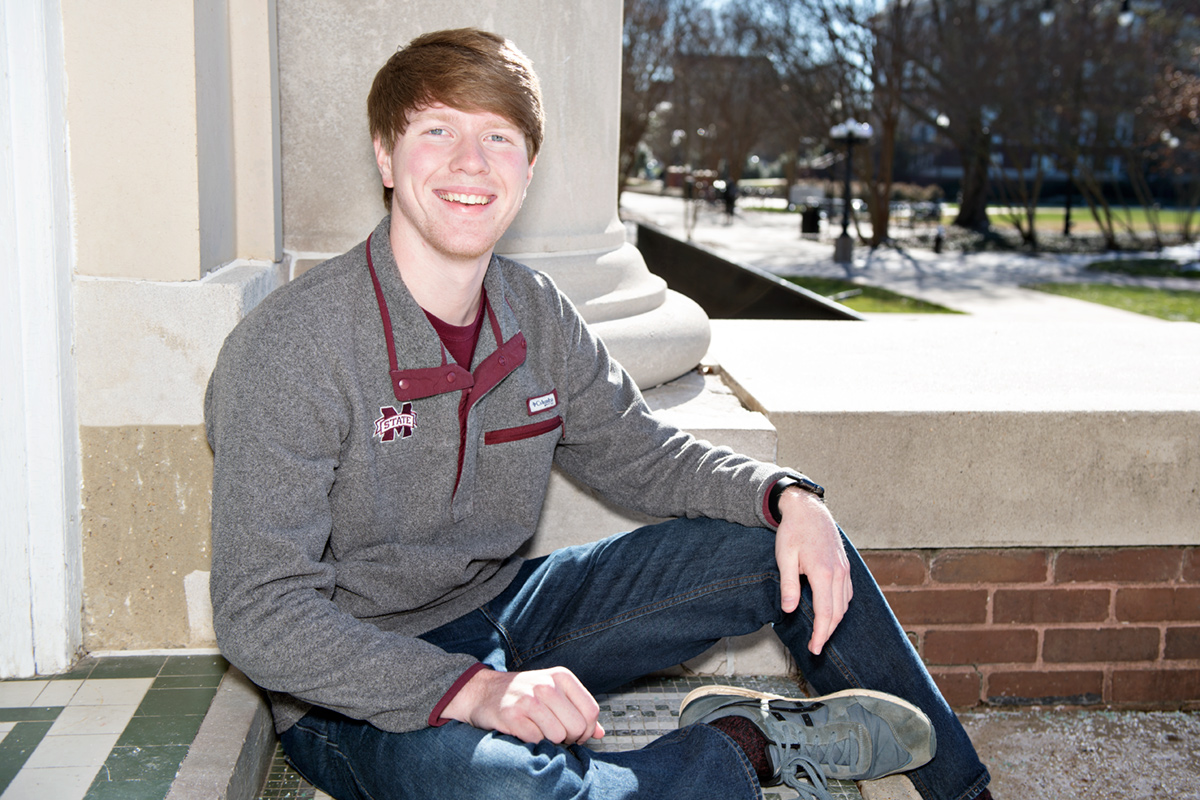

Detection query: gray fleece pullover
xmin=205 ymin=217 xmax=796 ymax=734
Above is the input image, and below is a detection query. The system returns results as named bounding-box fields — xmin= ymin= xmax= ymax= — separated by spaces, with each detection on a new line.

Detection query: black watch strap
xmin=769 ymin=476 xmax=825 ymax=521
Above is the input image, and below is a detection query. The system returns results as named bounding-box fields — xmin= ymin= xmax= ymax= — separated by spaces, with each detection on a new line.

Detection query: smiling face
xmin=374 ymin=104 xmax=536 ymax=268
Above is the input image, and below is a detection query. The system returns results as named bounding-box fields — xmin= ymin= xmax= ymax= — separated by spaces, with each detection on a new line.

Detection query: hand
xmin=441 ymin=666 xmax=605 ymax=745
xmin=775 ymin=487 xmax=853 ymax=656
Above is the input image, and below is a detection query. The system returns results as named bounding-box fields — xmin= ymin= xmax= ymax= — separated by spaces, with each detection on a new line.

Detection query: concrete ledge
xmin=75 ymin=258 xmax=288 ymax=427
xmin=168 ymin=668 xmax=275 ymax=800
xmin=709 ymin=318 xmax=1200 ymax=549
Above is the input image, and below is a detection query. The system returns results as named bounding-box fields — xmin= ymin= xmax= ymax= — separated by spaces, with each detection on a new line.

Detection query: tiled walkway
xmin=256 ymin=675 xmax=862 ymax=800
xmin=0 ymin=654 xmax=226 ymax=800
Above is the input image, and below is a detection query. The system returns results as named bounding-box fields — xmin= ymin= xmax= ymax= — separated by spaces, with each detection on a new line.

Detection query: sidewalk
xmin=620 ymin=190 xmax=1200 ymax=321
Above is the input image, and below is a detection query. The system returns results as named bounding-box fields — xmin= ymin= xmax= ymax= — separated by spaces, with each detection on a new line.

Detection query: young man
xmin=205 ymin=28 xmax=993 ymax=800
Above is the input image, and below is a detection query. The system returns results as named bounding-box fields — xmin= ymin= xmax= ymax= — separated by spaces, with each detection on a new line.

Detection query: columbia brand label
xmin=374 ymin=403 xmax=416 ymax=442
xmin=527 ymin=391 xmax=559 ymax=415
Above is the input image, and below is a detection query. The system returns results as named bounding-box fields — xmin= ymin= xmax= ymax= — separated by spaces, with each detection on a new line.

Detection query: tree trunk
xmin=954 ymin=137 xmax=991 ymax=230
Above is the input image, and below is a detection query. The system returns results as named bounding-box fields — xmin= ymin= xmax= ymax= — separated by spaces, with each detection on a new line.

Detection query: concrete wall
xmin=62 ymin=0 xmax=286 ymax=654
xmin=709 ymin=318 xmax=1200 ymax=549
xmin=75 ymin=264 xmax=285 ymax=650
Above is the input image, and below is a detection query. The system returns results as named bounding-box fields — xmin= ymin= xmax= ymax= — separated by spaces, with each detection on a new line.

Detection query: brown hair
xmin=368 ymin=28 xmax=545 ymax=209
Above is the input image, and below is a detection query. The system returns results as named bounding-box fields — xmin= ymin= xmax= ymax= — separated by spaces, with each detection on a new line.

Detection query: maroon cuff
xmin=764 ymin=479 xmax=782 ymax=528
xmin=428 ymin=663 xmax=489 ymax=727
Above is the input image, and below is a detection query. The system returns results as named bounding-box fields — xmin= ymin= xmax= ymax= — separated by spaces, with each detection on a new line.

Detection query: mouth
xmin=435 ymin=190 xmax=494 ymax=206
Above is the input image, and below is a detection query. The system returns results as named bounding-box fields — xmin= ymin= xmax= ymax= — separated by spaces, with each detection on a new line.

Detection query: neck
xmin=390 ymin=229 xmax=491 ymax=327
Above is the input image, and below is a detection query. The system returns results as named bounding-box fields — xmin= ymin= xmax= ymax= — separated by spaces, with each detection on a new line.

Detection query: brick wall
xmin=862 ymin=547 xmax=1200 ymax=710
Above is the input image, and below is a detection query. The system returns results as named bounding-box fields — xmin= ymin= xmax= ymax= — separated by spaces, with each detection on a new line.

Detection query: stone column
xmin=277 ymin=0 xmax=710 ymax=388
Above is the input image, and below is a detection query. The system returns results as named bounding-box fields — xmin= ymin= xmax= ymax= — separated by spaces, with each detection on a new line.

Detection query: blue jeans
xmin=280 ymin=518 xmax=991 ymax=800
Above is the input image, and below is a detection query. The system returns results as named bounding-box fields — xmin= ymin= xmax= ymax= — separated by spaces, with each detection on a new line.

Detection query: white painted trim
xmin=90 ymin=648 xmax=223 ymax=659
xmin=0 ymin=0 xmax=82 ymax=678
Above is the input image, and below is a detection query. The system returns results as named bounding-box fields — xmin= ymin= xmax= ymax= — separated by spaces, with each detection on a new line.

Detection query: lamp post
xmin=830 ymin=118 xmax=873 ymax=264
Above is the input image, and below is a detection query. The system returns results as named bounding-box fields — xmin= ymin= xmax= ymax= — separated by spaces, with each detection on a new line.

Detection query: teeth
xmin=438 ymin=191 xmax=491 ymax=205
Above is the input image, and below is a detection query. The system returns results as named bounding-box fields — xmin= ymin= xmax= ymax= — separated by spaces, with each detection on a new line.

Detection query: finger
xmin=559 ymin=677 xmax=602 ymax=744
xmin=812 ymin=566 xmax=854 ymax=656
xmin=808 ymin=569 xmax=841 ymax=655
xmin=776 ymin=543 xmax=802 ymax=614
xmin=528 ymin=682 xmax=584 ymax=744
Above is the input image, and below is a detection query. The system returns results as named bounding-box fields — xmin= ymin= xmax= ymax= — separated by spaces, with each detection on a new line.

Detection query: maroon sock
xmin=707 ymin=716 xmax=772 ymax=781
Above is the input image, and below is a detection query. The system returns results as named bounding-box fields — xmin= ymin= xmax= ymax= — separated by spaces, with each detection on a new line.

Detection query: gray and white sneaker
xmin=679 ymin=685 xmax=936 ymax=793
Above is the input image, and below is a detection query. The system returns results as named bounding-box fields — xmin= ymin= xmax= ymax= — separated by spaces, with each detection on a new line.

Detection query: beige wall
xmin=64 ymin=0 xmax=278 ymax=280
xmin=64 ymin=1 xmax=204 ymax=280
xmin=65 ymin=0 xmax=285 ymax=650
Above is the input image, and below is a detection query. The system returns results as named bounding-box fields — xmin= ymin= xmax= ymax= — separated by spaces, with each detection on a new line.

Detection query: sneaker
xmin=679 ymin=685 xmax=936 ymax=789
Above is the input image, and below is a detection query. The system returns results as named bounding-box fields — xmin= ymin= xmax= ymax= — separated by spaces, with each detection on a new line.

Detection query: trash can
xmin=801 ymin=206 xmax=820 ymax=235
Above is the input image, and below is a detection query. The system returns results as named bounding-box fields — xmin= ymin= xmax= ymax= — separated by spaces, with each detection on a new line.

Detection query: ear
xmin=373 ymin=137 xmax=395 ymax=188
xmin=525 ymin=154 xmax=536 ymax=186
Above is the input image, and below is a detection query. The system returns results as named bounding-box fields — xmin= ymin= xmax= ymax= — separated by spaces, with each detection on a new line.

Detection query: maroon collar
xmin=366 ymin=232 xmax=527 ymax=405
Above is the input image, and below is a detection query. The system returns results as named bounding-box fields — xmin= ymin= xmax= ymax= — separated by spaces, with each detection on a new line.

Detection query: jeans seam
xmin=499 ymin=571 xmax=779 ymax=667
xmin=290 ymin=719 xmax=381 ymax=800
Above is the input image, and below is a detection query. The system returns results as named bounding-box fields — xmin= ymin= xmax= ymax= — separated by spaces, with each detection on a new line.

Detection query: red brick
xmin=1116 ymin=587 xmax=1200 ymax=622
xmin=994 ymin=588 xmax=1110 ymax=624
xmin=929 ymin=669 xmax=981 ymax=708
xmin=1043 ymin=627 xmax=1160 ymax=663
xmin=1184 ymin=548 xmax=1200 ymax=583
xmin=987 ymin=670 xmax=1104 ymax=705
xmin=930 ymin=550 xmax=1048 ymax=584
xmin=862 ymin=551 xmax=927 ymax=586
xmin=1165 ymin=627 xmax=1200 ymax=660
xmin=1055 ymin=548 xmax=1182 ymax=584
xmin=923 ymin=629 xmax=1038 ymax=666
xmin=1112 ymin=668 xmax=1200 ymax=704
xmin=884 ymin=589 xmax=987 ymax=625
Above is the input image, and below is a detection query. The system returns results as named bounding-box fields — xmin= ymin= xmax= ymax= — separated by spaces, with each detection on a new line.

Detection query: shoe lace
xmin=775 ymin=748 xmax=833 ymax=800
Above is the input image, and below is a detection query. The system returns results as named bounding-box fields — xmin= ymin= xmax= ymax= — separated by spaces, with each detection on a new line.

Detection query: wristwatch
xmin=769 ymin=476 xmax=825 ymax=521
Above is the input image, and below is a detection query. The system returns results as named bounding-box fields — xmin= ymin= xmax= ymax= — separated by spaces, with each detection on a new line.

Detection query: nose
xmin=450 ymin=137 xmax=488 ymax=174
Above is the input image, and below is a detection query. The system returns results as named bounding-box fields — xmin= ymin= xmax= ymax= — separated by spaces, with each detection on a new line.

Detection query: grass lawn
xmin=785 ymin=276 xmax=960 ymax=314
xmin=1084 ymin=258 xmax=1200 ymax=279
xmin=1022 ymin=283 xmax=1200 ymax=322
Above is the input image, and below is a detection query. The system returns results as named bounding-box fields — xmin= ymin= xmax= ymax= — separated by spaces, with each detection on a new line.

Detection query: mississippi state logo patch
xmin=374 ymin=403 xmax=416 ymax=442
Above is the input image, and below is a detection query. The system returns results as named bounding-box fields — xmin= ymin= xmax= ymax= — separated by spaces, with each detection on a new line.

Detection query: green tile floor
xmin=0 ymin=654 xmax=226 ymax=800
xmin=257 ymin=675 xmax=863 ymax=800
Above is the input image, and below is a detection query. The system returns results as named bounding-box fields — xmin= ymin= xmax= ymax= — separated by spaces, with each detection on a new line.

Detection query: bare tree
xmin=898 ymin=0 xmax=1018 ymax=232
xmin=620 ymin=0 xmax=684 ymax=195
xmin=1149 ymin=47 xmax=1200 ymax=239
